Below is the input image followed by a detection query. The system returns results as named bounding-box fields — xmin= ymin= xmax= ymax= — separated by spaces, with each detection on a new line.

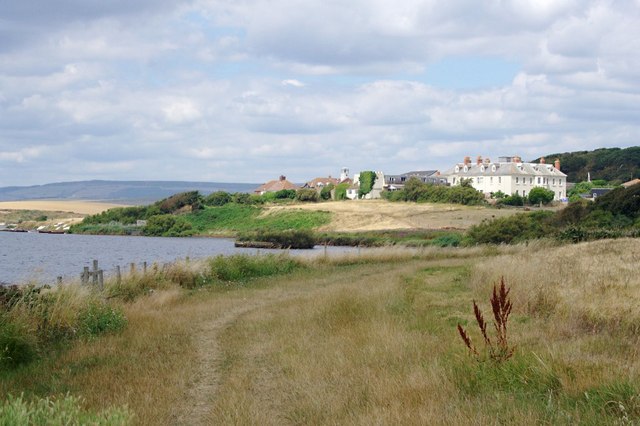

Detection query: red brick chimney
xmin=463 ymin=156 xmax=471 ymax=165
xmin=540 ymin=157 xmax=546 ymax=164
xmin=554 ymin=158 xmax=561 ymax=170
xmin=279 ymin=175 xmax=286 ymax=181
xmin=476 ymin=155 xmax=483 ymax=165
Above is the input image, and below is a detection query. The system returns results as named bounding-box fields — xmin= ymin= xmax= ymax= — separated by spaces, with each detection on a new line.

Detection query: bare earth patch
xmin=264 ymin=199 xmax=520 ymax=232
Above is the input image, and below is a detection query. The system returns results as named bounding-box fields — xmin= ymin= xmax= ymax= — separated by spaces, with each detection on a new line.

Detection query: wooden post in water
xmin=116 ymin=265 xmax=122 ymax=285
xmin=130 ymin=263 xmax=135 ymax=275
xmin=143 ymin=261 xmax=147 ymax=274
xmin=98 ymin=270 xmax=104 ymax=290
xmin=81 ymin=267 xmax=90 ymax=285
xmin=92 ymin=260 xmax=99 ymax=287
xmin=56 ymin=276 xmax=62 ymax=285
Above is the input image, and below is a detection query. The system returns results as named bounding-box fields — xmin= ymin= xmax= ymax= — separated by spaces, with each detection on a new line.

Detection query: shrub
xmin=320 ymin=183 xmax=334 ymax=200
xmin=156 ymin=191 xmax=203 ymax=213
xmin=528 ymin=187 xmax=555 ymax=205
xmin=465 ymin=211 xmax=554 ymax=245
xmin=204 ymin=191 xmax=232 ymax=206
xmin=0 ymin=318 xmax=37 ymax=368
xmin=334 ymin=183 xmax=349 ymax=200
xmin=391 ymin=177 xmax=485 ymax=205
xmin=358 ymin=171 xmax=377 ymax=198
xmin=232 ymin=192 xmax=253 ymax=204
xmin=295 ymin=189 xmax=319 ymax=202
xmin=77 ymin=302 xmax=127 ymax=337
xmin=143 ymin=215 xmax=194 ymax=237
xmin=498 ymin=193 xmax=525 ymax=206
xmin=274 ymin=189 xmax=296 ymax=199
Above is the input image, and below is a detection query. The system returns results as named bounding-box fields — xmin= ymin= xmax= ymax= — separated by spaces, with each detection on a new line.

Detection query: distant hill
xmin=533 ymin=146 xmax=640 ymax=183
xmin=0 ymin=180 xmax=259 ymax=203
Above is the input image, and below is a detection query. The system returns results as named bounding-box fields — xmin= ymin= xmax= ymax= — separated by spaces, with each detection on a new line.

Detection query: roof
xmin=254 ymin=177 xmax=299 ymax=193
xmin=441 ymin=161 xmax=567 ymax=178
xmin=305 ymin=176 xmax=340 ymax=188
xmin=622 ymin=178 xmax=640 ymax=188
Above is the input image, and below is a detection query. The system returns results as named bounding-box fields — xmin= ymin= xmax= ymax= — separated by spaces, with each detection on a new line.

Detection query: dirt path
xmin=177 ymin=287 xmax=307 ymax=425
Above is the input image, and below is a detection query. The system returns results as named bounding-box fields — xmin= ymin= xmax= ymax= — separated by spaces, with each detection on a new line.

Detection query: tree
xmin=358 ymin=171 xmax=377 ymax=198
xmin=204 ymin=191 xmax=231 ymax=206
xmin=320 ymin=183 xmax=334 ymax=200
xmin=528 ymin=187 xmax=555 ymax=205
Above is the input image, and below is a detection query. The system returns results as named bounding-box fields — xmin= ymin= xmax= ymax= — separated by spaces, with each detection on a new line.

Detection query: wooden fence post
xmin=56 ymin=276 xmax=62 ymax=285
xmin=116 ymin=265 xmax=122 ymax=285
xmin=92 ymin=260 xmax=99 ymax=286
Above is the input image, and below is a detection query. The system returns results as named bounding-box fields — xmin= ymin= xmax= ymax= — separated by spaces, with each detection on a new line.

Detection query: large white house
xmin=442 ymin=156 xmax=567 ymax=200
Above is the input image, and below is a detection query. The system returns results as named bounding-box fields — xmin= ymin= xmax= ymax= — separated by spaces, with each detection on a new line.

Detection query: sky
xmin=1 ymin=0 xmax=639 ymax=186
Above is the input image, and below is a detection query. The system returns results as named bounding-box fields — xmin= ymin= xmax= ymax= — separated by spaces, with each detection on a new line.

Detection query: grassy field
xmin=2 ymin=239 xmax=638 ymax=424
xmin=266 ymin=199 xmax=534 ymax=232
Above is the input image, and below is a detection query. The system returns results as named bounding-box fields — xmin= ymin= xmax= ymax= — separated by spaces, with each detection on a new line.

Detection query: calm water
xmin=0 ymin=232 xmax=356 ymax=285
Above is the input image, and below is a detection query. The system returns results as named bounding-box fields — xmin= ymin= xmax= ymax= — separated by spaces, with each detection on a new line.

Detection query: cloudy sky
xmin=1 ymin=0 xmax=639 ymax=186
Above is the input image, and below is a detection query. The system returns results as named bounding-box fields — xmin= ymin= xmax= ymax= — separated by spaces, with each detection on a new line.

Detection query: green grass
xmin=0 ymin=394 xmax=132 ymax=425
xmin=186 ymin=204 xmax=331 ymax=235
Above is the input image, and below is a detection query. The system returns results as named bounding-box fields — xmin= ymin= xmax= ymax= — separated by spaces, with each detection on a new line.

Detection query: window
xmin=529 ymin=177 xmax=533 ymax=184
xmin=463 ymin=166 xmax=468 ymax=172
xmin=480 ymin=165 xmax=485 ymax=172
xmin=498 ymin=177 xmax=501 ymax=183
xmin=491 ymin=165 xmax=497 ymax=172
xmin=490 ymin=177 xmax=493 ymax=184
xmin=552 ymin=178 xmax=556 ymax=185
xmin=537 ymin=177 xmax=541 ymax=184
xmin=516 ymin=177 xmax=519 ymax=184
xmin=477 ymin=177 xmax=483 ymax=184
xmin=452 ymin=177 xmax=456 ymax=184
xmin=455 ymin=166 xmax=460 ymax=173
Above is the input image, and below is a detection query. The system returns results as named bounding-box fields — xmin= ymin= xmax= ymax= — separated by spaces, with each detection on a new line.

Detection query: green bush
xmin=466 ymin=211 xmax=554 ymax=245
xmin=0 ymin=394 xmax=132 ymax=425
xmin=204 ymin=191 xmax=232 ymax=206
xmin=157 ymin=191 xmax=203 ymax=213
xmin=295 ymin=189 xmax=319 ymax=202
xmin=498 ymin=193 xmax=525 ymax=206
xmin=77 ymin=302 xmax=127 ymax=337
xmin=528 ymin=187 xmax=555 ymax=205
xmin=143 ymin=215 xmax=194 ymax=237
xmin=275 ymin=189 xmax=296 ymax=199
xmin=320 ymin=183 xmax=334 ymax=200
xmin=389 ymin=177 xmax=485 ymax=205
xmin=0 ymin=318 xmax=37 ymax=368
xmin=334 ymin=183 xmax=349 ymax=200
xmin=358 ymin=171 xmax=377 ymax=198
xmin=232 ymin=192 xmax=253 ymax=204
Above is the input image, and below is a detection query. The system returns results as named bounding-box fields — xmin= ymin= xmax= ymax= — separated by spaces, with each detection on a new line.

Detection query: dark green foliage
xmin=334 ymin=183 xmax=349 ymax=200
xmin=204 ymin=191 xmax=232 ymax=206
xmin=593 ymin=184 xmax=640 ymax=219
xmin=537 ymin=147 xmax=640 ymax=182
xmin=358 ymin=171 xmax=377 ymax=198
xmin=232 ymin=192 xmax=252 ymax=204
xmin=0 ymin=318 xmax=37 ymax=368
xmin=527 ymin=187 xmax=555 ymax=205
xmin=497 ymin=193 xmax=525 ymax=206
xmin=35 ymin=215 xmax=48 ymax=222
xmin=80 ymin=206 xmax=150 ymax=225
xmin=295 ymin=189 xmax=319 ymax=202
xmin=466 ymin=211 xmax=554 ymax=244
xmin=320 ymin=183 xmax=334 ymax=200
xmin=157 ymin=191 xmax=203 ymax=213
xmin=143 ymin=214 xmax=194 ymax=237
xmin=237 ymin=229 xmax=316 ymax=249
xmin=77 ymin=302 xmax=127 ymax=337
xmin=387 ymin=177 xmax=485 ymax=205
xmin=275 ymin=189 xmax=296 ymax=199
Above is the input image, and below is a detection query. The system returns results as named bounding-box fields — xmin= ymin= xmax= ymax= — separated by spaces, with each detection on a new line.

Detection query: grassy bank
xmin=2 ymin=241 xmax=639 ymax=424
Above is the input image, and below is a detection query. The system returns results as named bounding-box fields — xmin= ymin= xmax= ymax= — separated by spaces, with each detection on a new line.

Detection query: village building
xmin=384 ymin=170 xmax=447 ymax=190
xmin=622 ymin=178 xmax=640 ymax=188
xmin=352 ymin=171 xmax=386 ymax=199
xmin=442 ymin=156 xmax=567 ymax=200
xmin=304 ymin=176 xmax=340 ymax=189
xmin=254 ymin=176 xmax=299 ymax=195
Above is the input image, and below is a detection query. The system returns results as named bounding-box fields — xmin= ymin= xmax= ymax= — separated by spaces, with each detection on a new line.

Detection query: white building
xmin=442 ymin=156 xmax=567 ymax=200
xmin=352 ymin=171 xmax=386 ymax=199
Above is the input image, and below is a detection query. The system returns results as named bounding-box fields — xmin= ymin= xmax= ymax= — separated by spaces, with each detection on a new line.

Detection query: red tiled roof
xmin=254 ymin=177 xmax=299 ymax=193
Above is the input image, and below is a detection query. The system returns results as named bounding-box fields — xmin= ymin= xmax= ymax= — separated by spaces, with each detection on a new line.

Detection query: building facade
xmin=443 ymin=156 xmax=567 ymax=200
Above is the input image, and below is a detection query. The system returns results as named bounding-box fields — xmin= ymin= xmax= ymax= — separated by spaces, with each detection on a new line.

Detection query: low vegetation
xmin=383 ymin=176 xmax=486 ymax=205
xmin=1 ymin=240 xmax=638 ymax=424
xmin=467 ymin=183 xmax=640 ymax=244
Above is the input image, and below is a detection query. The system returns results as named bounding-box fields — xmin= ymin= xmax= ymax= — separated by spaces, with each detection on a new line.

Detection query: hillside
xmin=533 ymin=146 xmax=640 ymax=182
xmin=0 ymin=180 xmax=258 ymax=203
